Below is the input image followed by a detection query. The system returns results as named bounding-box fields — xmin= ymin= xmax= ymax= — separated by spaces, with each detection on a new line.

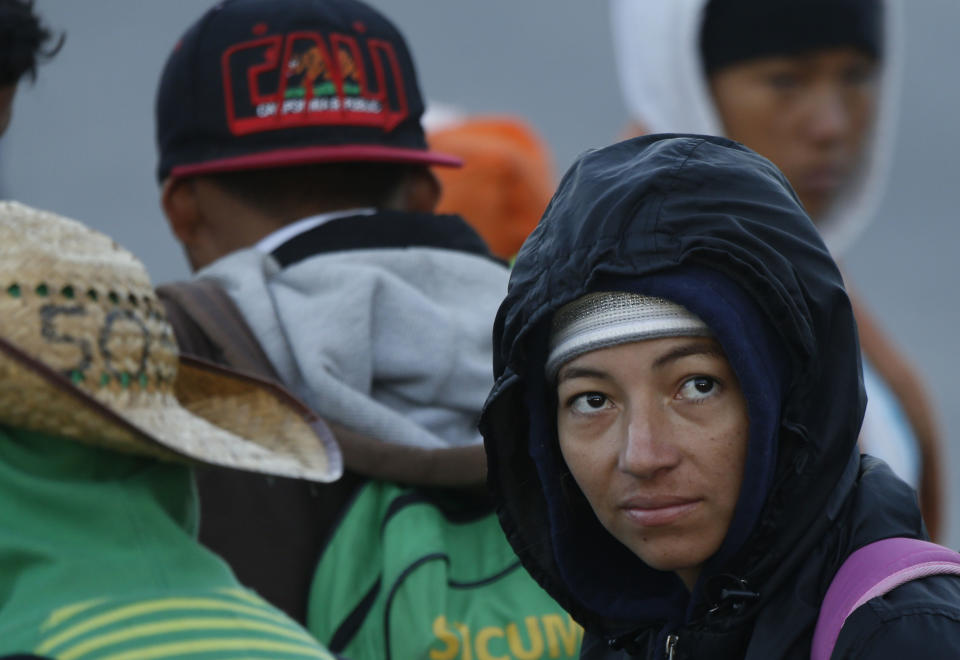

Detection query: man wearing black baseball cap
xmin=152 ymin=1 xmax=572 ymax=657
xmin=156 ymin=0 xmax=462 ymax=269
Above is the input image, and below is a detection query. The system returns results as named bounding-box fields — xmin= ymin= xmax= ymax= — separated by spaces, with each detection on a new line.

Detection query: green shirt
xmin=0 ymin=426 xmax=336 ymax=660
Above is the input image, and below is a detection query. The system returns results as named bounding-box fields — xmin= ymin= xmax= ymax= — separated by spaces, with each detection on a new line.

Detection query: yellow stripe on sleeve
xmin=53 ymin=616 xmax=320 ymax=660
xmin=215 ymin=588 xmax=269 ymax=606
xmin=41 ymin=599 xmax=107 ymax=631
xmin=96 ymin=638 xmax=335 ymax=660
xmin=35 ymin=597 xmax=294 ymax=655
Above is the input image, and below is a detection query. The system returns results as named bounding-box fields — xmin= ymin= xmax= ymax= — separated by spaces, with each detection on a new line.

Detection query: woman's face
xmin=555 ymin=336 xmax=749 ymax=590
xmin=709 ymin=47 xmax=878 ymax=221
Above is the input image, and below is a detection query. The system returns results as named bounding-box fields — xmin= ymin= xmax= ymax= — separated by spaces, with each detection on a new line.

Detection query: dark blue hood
xmin=526 ymin=265 xmax=791 ymax=627
xmin=479 ymin=135 xmax=866 ymax=638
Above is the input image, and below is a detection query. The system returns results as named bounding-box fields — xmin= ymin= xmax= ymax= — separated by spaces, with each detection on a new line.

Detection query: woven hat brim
xmin=0 ymin=337 xmax=342 ymax=482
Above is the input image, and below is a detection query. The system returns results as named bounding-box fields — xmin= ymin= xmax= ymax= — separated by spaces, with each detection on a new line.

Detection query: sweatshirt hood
xmin=199 ymin=210 xmax=508 ymax=454
xmin=479 ymin=135 xmax=866 ymax=637
xmin=609 ymin=0 xmax=903 ymax=256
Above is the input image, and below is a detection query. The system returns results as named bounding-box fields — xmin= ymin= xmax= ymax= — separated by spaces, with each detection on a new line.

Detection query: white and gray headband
xmin=546 ymin=291 xmax=712 ymax=379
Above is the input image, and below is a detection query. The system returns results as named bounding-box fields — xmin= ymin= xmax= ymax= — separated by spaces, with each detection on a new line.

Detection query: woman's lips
xmin=619 ymin=498 xmax=701 ymax=527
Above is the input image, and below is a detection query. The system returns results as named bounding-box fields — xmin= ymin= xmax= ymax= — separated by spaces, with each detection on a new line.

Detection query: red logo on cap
xmin=221 ymin=31 xmax=409 ymax=135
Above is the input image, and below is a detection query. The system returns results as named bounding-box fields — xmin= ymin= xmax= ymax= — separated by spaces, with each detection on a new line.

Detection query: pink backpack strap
xmin=811 ymin=537 xmax=960 ymax=660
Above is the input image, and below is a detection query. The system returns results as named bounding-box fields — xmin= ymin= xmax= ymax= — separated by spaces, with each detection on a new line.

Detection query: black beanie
xmin=700 ymin=0 xmax=884 ymax=74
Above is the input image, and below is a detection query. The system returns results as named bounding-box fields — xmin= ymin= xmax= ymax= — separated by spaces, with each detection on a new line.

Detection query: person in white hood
xmin=610 ymin=0 xmax=944 ymax=539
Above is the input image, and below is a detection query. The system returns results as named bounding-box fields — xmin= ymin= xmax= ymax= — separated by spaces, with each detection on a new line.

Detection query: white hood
xmin=610 ymin=0 xmax=903 ymax=256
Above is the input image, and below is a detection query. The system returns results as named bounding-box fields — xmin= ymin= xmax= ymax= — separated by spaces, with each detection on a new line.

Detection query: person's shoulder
xmin=834 ymin=573 xmax=960 ymax=658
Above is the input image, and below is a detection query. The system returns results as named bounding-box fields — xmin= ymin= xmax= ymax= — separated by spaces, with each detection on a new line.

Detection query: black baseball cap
xmin=155 ymin=0 xmax=460 ymax=181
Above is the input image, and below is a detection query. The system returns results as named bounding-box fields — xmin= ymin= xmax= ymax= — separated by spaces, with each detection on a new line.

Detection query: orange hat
xmin=428 ymin=117 xmax=554 ymax=259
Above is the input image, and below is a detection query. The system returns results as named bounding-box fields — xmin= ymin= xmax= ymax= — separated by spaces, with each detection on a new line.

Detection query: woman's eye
xmin=678 ymin=377 xmax=718 ymax=402
xmin=766 ymin=71 xmax=802 ymax=91
xmin=569 ymin=392 xmax=613 ymax=414
xmin=842 ymin=63 xmax=877 ymax=87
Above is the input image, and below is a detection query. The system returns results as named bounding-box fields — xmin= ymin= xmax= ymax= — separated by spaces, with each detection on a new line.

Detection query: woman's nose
xmin=619 ymin=403 xmax=682 ymax=479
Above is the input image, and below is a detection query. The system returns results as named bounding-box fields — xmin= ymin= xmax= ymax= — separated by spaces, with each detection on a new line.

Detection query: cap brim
xmin=169 ymin=144 xmax=463 ymax=179
xmin=0 ymin=337 xmax=342 ymax=483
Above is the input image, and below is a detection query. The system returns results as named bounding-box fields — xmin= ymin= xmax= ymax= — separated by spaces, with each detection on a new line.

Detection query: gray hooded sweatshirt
xmin=198 ymin=211 xmax=509 ymax=451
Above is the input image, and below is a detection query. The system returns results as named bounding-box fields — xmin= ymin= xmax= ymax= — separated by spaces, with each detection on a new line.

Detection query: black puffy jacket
xmin=479 ymin=135 xmax=960 ymax=659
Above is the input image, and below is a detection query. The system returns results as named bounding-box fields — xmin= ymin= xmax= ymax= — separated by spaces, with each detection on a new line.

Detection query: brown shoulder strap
xmin=157 ymin=279 xmax=280 ymax=382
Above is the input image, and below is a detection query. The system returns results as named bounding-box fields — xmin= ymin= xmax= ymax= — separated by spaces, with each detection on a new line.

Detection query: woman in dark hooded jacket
xmin=479 ymin=134 xmax=960 ymax=659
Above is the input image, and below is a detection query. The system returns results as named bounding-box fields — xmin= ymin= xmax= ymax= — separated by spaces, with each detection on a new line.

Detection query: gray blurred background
xmin=2 ymin=1 xmax=958 ymax=545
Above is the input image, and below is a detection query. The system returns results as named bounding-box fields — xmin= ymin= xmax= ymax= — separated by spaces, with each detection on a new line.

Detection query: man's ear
xmin=161 ymin=177 xmax=202 ymax=245
xmin=401 ymin=167 xmax=442 ymax=213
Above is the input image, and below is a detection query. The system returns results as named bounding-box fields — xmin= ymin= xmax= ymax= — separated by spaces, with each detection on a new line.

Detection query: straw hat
xmin=0 ymin=201 xmax=341 ymax=482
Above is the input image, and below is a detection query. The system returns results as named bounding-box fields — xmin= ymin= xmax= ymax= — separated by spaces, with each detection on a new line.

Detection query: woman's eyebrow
xmin=556 ymin=366 xmax=611 ymax=385
xmin=652 ymin=342 xmax=724 ymax=369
